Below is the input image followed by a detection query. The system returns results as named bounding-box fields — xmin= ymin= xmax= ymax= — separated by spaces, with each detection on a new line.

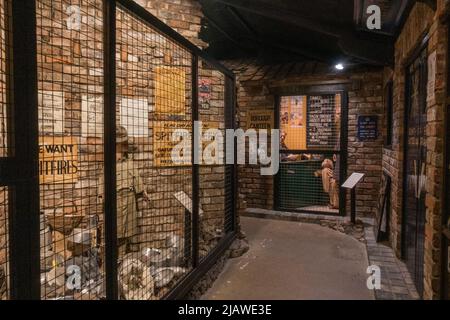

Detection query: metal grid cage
xmin=0 ymin=0 xmax=236 ymax=300
xmin=115 ymin=4 xmax=193 ymax=300
xmin=36 ymin=0 xmax=106 ymax=300
xmin=278 ymin=94 xmax=342 ymax=214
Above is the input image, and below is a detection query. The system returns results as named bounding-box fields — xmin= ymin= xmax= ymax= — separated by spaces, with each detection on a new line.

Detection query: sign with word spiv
xmin=39 ymin=136 xmax=79 ymax=184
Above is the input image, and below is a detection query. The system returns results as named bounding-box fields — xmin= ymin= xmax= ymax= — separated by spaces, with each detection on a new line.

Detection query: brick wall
xmin=383 ymin=0 xmax=447 ymax=299
xmin=226 ymin=61 xmax=384 ymax=217
xmin=134 ymin=0 xmax=206 ymax=48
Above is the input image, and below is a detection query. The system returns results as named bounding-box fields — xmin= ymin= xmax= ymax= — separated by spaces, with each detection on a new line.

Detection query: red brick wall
xmin=383 ymin=0 xmax=447 ymax=299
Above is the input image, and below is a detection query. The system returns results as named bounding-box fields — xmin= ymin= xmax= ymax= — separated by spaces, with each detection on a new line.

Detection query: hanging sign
xmin=81 ymin=95 xmax=103 ymax=137
xmin=120 ymin=97 xmax=150 ymax=137
xmin=39 ymin=136 xmax=78 ymax=184
xmin=153 ymin=121 xmax=190 ymax=167
xmin=357 ymin=115 xmax=378 ymax=141
xmin=247 ymin=110 xmax=274 ymax=131
xmin=155 ymin=66 xmax=186 ymax=115
xmin=39 ymin=91 xmax=65 ymax=135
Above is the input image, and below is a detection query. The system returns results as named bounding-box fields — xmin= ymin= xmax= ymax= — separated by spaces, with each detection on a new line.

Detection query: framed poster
xmin=120 ymin=97 xmax=150 ymax=137
xmin=39 ymin=136 xmax=78 ymax=184
xmin=39 ymin=91 xmax=65 ymax=135
xmin=289 ymin=96 xmax=304 ymax=128
xmin=81 ymin=95 xmax=103 ymax=137
xmin=155 ymin=66 xmax=186 ymax=115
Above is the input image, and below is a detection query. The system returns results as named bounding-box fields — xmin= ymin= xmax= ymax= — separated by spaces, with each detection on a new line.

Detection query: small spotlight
xmin=335 ymin=63 xmax=344 ymax=70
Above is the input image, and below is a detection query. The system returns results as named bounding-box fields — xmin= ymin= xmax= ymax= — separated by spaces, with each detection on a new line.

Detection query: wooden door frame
xmin=401 ymin=40 xmax=428 ymax=297
xmin=272 ymin=84 xmax=349 ymax=217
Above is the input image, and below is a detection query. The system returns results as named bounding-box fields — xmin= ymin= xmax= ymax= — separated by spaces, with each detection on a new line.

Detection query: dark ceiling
xmin=198 ymin=0 xmax=433 ymax=66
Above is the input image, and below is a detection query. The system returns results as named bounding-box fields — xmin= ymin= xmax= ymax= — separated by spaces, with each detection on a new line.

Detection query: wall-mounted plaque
xmin=155 ymin=66 xmax=186 ymax=115
xmin=81 ymin=95 xmax=103 ymax=137
xmin=39 ymin=91 xmax=65 ymax=135
xmin=153 ymin=121 xmax=190 ymax=167
xmin=357 ymin=115 xmax=378 ymax=141
xmin=39 ymin=136 xmax=78 ymax=184
xmin=120 ymin=97 xmax=150 ymax=137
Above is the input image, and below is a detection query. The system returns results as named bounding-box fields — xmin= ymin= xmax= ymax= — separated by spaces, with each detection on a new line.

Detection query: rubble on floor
xmin=320 ymin=219 xmax=366 ymax=243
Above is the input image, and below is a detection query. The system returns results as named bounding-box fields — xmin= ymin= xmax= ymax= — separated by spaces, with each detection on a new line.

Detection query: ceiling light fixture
xmin=335 ymin=63 xmax=344 ymax=70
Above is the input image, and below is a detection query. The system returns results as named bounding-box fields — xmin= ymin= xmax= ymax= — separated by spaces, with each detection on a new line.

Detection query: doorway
xmin=402 ymin=47 xmax=428 ymax=297
xmin=275 ymin=92 xmax=346 ymax=216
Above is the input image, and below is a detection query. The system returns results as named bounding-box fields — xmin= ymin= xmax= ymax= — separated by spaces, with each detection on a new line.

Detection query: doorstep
xmin=244 ymin=207 xmax=347 ymax=224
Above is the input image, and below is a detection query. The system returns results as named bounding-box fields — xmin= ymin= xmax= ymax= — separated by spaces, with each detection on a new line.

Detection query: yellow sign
xmin=154 ymin=121 xmax=191 ymax=167
xmin=39 ymin=136 xmax=78 ymax=184
xmin=248 ymin=110 xmax=274 ymax=131
xmin=155 ymin=66 xmax=186 ymax=115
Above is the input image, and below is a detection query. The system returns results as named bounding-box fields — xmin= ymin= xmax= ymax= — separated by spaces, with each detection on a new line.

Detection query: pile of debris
xmin=119 ymin=234 xmax=187 ymax=300
xmin=320 ymin=219 xmax=366 ymax=242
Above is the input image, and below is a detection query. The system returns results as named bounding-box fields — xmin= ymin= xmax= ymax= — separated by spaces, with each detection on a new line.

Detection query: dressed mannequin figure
xmin=98 ymin=126 xmax=149 ymax=255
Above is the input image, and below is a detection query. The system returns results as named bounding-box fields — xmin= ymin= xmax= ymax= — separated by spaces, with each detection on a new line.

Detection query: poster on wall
xmin=153 ymin=121 xmax=191 ymax=167
xmin=306 ymin=95 xmax=335 ymax=149
xmin=39 ymin=91 xmax=65 ymax=135
xmin=155 ymin=66 xmax=186 ymax=115
xmin=247 ymin=110 xmax=274 ymax=131
xmin=39 ymin=136 xmax=78 ymax=184
xmin=427 ymin=50 xmax=436 ymax=102
xmin=81 ymin=95 xmax=103 ymax=137
xmin=199 ymin=78 xmax=212 ymax=110
xmin=120 ymin=98 xmax=150 ymax=137
xmin=289 ymin=97 xmax=304 ymax=128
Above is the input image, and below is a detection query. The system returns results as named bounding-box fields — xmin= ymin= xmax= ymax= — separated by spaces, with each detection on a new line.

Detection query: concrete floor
xmin=203 ymin=217 xmax=375 ymax=300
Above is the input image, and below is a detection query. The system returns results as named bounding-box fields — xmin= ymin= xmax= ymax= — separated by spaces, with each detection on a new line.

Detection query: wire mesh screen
xmin=198 ymin=58 xmax=226 ymax=260
xmin=279 ymin=94 xmax=341 ymax=214
xmin=116 ymin=5 xmax=193 ymax=300
xmin=36 ymin=0 xmax=106 ymax=300
xmin=0 ymin=0 xmax=10 ymax=301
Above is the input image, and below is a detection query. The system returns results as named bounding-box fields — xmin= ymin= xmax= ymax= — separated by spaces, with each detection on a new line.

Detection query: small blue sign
xmin=357 ymin=115 xmax=378 ymax=141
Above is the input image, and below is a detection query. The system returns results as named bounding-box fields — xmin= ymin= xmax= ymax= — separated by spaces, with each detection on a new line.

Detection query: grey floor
xmin=203 ymin=216 xmax=375 ymax=300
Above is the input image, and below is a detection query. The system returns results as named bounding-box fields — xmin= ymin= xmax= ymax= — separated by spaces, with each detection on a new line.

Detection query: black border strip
xmin=103 ymin=0 xmax=118 ymax=300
